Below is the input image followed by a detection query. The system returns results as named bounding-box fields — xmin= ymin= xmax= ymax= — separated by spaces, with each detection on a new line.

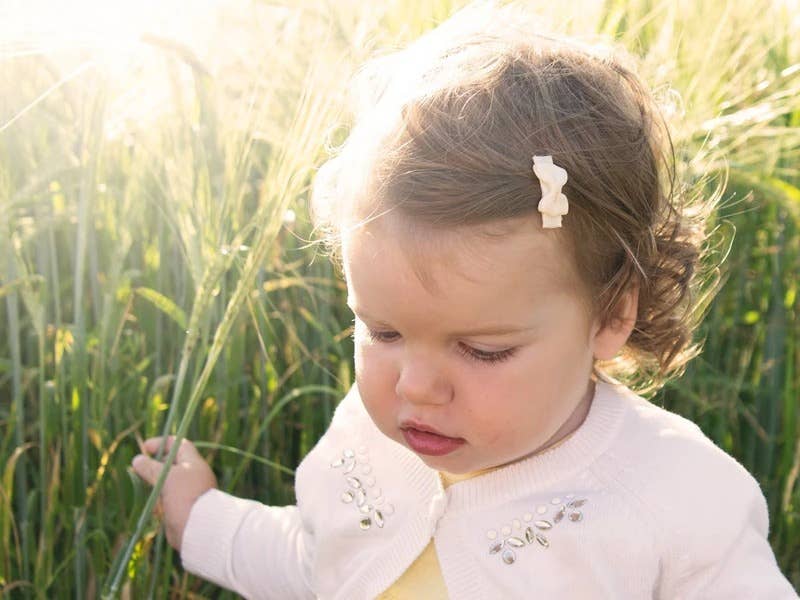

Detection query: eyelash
xmin=362 ymin=329 xmax=517 ymax=365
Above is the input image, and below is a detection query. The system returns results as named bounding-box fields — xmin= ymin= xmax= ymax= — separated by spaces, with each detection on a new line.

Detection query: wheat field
xmin=1 ymin=0 xmax=798 ymax=597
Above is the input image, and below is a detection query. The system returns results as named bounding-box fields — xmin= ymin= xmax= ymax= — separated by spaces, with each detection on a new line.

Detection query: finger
xmin=143 ymin=436 xmax=200 ymax=463
xmin=131 ymin=454 xmax=164 ymax=486
xmin=173 ymin=438 xmax=202 ymax=463
xmin=142 ymin=436 xmax=169 ymax=455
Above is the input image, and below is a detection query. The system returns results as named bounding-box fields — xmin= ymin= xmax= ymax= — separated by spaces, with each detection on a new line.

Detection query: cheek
xmin=354 ymin=339 xmax=393 ymax=380
xmin=466 ymin=354 xmax=562 ymax=435
xmin=354 ymin=343 xmax=397 ymax=411
xmin=355 ymin=345 xmax=400 ymax=441
xmin=460 ymin=381 xmax=519 ymax=438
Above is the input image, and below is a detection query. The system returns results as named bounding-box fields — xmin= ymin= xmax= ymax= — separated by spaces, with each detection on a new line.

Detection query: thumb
xmin=132 ymin=454 xmax=164 ymax=486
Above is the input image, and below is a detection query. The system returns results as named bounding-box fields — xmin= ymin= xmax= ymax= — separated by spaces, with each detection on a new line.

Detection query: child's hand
xmin=131 ymin=436 xmax=218 ymax=553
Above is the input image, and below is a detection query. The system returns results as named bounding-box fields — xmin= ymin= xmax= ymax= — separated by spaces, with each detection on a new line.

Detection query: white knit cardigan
xmin=180 ymin=381 xmax=798 ymax=599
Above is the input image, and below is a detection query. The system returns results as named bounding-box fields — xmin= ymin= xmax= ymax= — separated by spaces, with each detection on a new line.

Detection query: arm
xmin=180 ymin=489 xmax=314 ymax=600
xmin=132 ymin=437 xmax=315 ymax=600
xmin=663 ymin=472 xmax=797 ymax=599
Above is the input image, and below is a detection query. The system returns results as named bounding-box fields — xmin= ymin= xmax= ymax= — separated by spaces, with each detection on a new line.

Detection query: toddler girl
xmin=132 ymin=3 xmax=798 ymax=598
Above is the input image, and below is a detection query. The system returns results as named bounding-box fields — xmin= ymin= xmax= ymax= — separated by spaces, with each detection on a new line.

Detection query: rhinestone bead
xmin=484 ymin=493 xmax=590 ymax=560
xmin=344 ymin=449 xmax=355 ymax=458
xmin=330 ymin=458 xmax=345 ymax=468
xmin=374 ymin=510 xmax=385 ymax=528
xmin=359 ymin=518 xmax=371 ymax=530
xmin=346 ymin=477 xmax=362 ymax=489
xmin=344 ymin=461 xmax=356 ymax=474
xmin=341 ymin=491 xmax=354 ymax=503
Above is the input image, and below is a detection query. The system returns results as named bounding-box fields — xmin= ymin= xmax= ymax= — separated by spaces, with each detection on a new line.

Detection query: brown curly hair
xmin=311 ymin=4 xmax=719 ymax=394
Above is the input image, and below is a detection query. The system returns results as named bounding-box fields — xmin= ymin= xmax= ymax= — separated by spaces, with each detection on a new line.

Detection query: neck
xmin=540 ymin=379 xmax=596 ymax=451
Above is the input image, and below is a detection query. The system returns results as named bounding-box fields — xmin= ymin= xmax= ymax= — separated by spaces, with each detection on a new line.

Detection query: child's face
xmin=342 ymin=216 xmax=601 ymax=475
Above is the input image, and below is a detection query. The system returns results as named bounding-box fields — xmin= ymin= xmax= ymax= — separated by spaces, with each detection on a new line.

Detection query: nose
xmin=395 ymin=352 xmax=452 ymax=406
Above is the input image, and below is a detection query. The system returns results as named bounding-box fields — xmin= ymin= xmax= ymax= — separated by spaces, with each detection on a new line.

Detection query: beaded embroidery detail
xmin=330 ymin=446 xmax=394 ymax=530
xmin=486 ymin=493 xmax=588 ymax=565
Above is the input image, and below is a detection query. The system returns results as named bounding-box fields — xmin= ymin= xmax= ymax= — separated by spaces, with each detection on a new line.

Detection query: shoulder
xmin=606 ymin=384 xmax=762 ymax=499
xmin=305 ymin=383 xmax=372 ymax=450
xmin=594 ymin=384 xmax=771 ymax=570
xmin=294 ymin=383 xmax=389 ymax=502
xmin=296 ymin=383 xmax=370 ymax=465
xmin=329 ymin=382 xmax=371 ymax=428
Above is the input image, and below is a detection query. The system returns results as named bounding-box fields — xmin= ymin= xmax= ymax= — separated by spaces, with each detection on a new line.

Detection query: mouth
xmin=399 ymin=420 xmax=466 ymax=456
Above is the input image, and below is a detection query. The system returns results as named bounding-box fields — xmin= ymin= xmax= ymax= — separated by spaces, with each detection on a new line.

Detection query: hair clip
xmin=532 ymin=156 xmax=568 ymax=229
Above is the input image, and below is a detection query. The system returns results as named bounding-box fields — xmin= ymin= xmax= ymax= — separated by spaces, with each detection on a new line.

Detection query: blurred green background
xmin=1 ymin=0 xmax=798 ymax=597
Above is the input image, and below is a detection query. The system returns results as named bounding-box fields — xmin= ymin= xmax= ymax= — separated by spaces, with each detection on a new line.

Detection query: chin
xmin=416 ymin=453 xmax=474 ymax=474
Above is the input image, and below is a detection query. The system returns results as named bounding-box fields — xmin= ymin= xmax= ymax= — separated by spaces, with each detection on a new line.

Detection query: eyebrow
xmin=348 ymin=304 xmax=535 ymax=337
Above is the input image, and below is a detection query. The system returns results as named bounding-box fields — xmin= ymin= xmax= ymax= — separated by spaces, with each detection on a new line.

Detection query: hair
xmin=310 ymin=2 xmax=720 ymax=394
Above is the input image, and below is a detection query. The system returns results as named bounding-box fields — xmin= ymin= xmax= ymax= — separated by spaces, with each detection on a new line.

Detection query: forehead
xmin=342 ymin=215 xmax=582 ymax=324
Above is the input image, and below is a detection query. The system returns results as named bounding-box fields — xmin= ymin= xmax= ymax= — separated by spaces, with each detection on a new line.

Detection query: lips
xmin=400 ymin=420 xmax=452 ymax=437
xmin=400 ymin=420 xmax=465 ymax=456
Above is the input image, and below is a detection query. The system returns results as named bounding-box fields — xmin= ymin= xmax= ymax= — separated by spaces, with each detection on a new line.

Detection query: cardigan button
xmin=428 ymin=492 xmax=447 ymax=522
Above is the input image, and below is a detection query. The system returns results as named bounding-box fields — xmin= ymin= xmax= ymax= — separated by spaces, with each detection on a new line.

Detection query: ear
xmin=591 ymin=286 xmax=639 ymax=361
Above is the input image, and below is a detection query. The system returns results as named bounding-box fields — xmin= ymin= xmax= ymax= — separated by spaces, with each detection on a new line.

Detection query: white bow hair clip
xmin=532 ymin=155 xmax=569 ymax=229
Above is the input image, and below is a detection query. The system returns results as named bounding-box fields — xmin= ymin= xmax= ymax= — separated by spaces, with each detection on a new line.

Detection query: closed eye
xmin=458 ymin=344 xmax=517 ymax=364
xmin=362 ymin=328 xmax=517 ymax=365
xmin=365 ymin=330 xmax=400 ymax=343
